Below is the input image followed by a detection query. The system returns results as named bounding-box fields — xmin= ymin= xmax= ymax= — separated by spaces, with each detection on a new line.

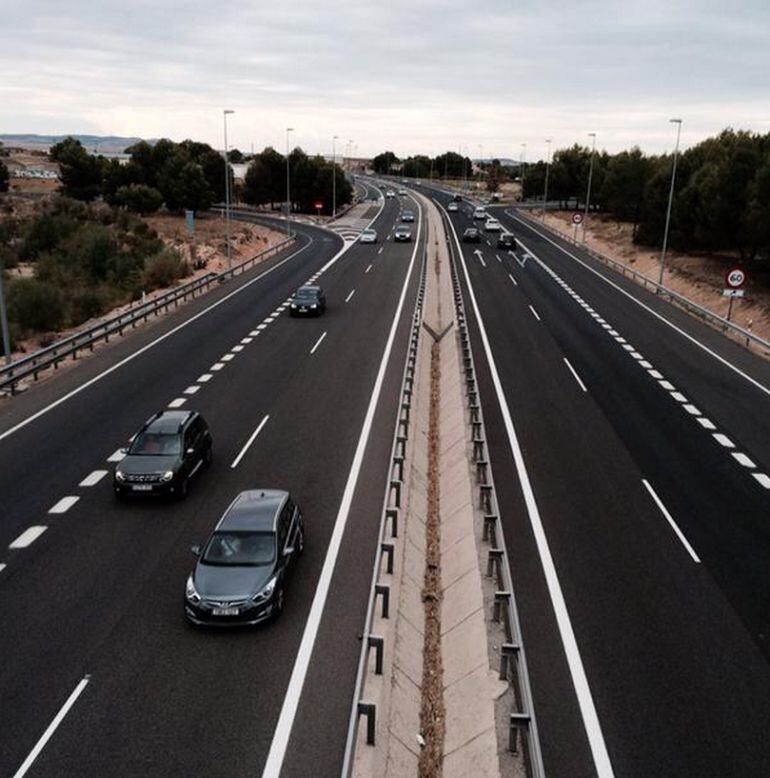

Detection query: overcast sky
xmin=3 ymin=0 xmax=769 ymax=161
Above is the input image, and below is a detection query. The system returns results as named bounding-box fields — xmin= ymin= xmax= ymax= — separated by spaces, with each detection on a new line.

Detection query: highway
xmin=422 ymin=184 xmax=770 ymax=778
xmin=0 ymin=182 xmax=426 ymax=777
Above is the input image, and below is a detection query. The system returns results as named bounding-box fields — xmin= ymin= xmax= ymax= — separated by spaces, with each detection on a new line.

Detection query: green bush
xmin=142 ymin=249 xmax=190 ymax=291
xmin=19 ymin=212 xmax=78 ymax=261
xmin=116 ymin=183 xmax=163 ymax=215
xmin=7 ymin=278 xmax=65 ymax=332
xmin=68 ymin=287 xmax=110 ymax=327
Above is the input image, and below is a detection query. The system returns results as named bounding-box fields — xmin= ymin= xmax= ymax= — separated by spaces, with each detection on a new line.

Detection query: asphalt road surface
xmin=0 ymin=182 xmax=427 ymax=777
xmin=421 ymin=182 xmax=770 ymax=778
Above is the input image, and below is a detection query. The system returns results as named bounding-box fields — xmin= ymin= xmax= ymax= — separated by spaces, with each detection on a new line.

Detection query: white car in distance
xmin=386 ymin=190 xmax=396 ymax=198
xmin=473 ymin=207 xmax=487 ymax=220
xmin=359 ymin=228 xmax=378 ymax=244
xmin=484 ymin=218 xmax=502 ymax=232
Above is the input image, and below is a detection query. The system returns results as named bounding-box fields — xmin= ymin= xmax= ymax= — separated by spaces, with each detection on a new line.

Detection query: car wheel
xmin=178 ymin=477 xmax=189 ymax=500
xmin=273 ymin=587 xmax=285 ymax=620
xmin=203 ymin=445 xmax=213 ymax=468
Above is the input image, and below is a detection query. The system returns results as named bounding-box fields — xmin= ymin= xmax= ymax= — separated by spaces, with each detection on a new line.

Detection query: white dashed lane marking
xmin=713 ymin=433 xmax=735 ymax=448
xmin=232 ymin=345 xmax=244 ymax=352
xmin=184 ymin=385 xmax=200 ymax=395
xmin=310 ymin=331 xmax=327 ymax=355
xmin=733 ymin=453 xmax=756 ymax=468
xmin=643 ymin=480 xmax=700 ymax=563
xmin=753 ymin=473 xmax=770 ymax=489
xmin=49 ymin=496 xmax=80 ymax=513
xmin=168 ymin=398 xmax=187 ymax=408
xmin=564 ymin=358 xmax=588 ymax=392
xmin=221 ymin=354 xmax=235 ymax=362
xmin=508 ymin=274 xmax=517 ymax=286
xmin=198 ymin=374 xmax=213 ymax=383
xmin=210 ymin=363 xmax=225 ymax=372
xmin=345 ymin=289 xmax=356 ymax=303
xmin=79 ymin=471 xmax=107 ymax=487
xmin=10 ymin=526 xmax=48 ymax=549
xmin=107 ymin=449 xmax=125 ymax=463
xmin=365 ymin=264 xmax=373 ymax=274
xmin=528 ymin=305 xmax=541 ymax=321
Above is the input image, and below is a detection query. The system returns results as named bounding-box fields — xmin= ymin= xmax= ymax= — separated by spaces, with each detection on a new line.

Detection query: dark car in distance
xmin=113 ymin=410 xmax=212 ymax=499
xmin=462 ymin=227 xmax=481 ymax=243
xmin=497 ymin=232 xmax=517 ymax=250
xmin=401 ymin=209 xmax=415 ymax=222
xmin=290 ymin=285 xmax=326 ymax=316
xmin=185 ymin=489 xmax=304 ymax=626
xmin=394 ymin=225 xmax=412 ymax=242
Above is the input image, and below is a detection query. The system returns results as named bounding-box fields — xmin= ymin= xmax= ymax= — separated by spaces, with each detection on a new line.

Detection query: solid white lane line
xmin=310 ymin=331 xmax=327 ymax=355
xmin=79 ymin=471 xmax=107 ymax=487
xmin=230 ymin=414 xmax=270 ymax=469
xmin=512 ymin=217 xmax=770 ymax=399
xmin=168 ymin=398 xmax=187 ymax=408
xmin=697 ymin=417 xmax=717 ymax=430
xmin=221 ymin=354 xmax=235 ymax=362
xmin=265 ymin=195 xmax=422 ymax=778
xmin=753 ymin=473 xmax=770 ymax=488
xmin=198 ymin=373 xmax=213 ymax=383
xmin=0 ymin=239 xmax=316 ymax=446
xmin=528 ymin=305 xmax=541 ymax=321
xmin=564 ymin=358 xmax=588 ymax=392
xmin=184 ymin=385 xmax=201 ymax=395
xmin=733 ymin=452 xmax=756 ymax=468
xmin=13 ymin=675 xmax=90 ymax=778
xmin=642 ymin=479 xmax=700 ymax=563
xmin=10 ymin=526 xmax=48 ymax=549
xmin=508 ymin=274 xmax=517 ymax=286
xmin=345 ymin=289 xmax=356 ymax=303
xmin=107 ymin=449 xmax=125 ymax=463
xmin=232 ymin=345 xmax=244 ymax=352
xmin=49 ymin=496 xmax=80 ymax=514
xmin=713 ymin=433 xmax=735 ymax=448
xmin=210 ymin=363 xmax=225 ymax=371
xmin=443 ymin=211 xmax=615 ymax=778
xmin=365 ymin=264 xmax=373 ymax=273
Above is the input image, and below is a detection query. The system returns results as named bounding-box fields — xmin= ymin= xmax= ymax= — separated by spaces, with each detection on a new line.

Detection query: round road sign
xmin=572 ymin=212 xmax=583 ymax=225
xmin=725 ymin=267 xmax=746 ymax=289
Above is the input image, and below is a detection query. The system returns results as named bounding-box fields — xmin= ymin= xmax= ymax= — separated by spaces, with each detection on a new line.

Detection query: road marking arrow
xmin=473 ymin=249 xmax=487 ymax=268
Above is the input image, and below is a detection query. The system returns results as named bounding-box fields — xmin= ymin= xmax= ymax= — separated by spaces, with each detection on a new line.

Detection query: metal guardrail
xmin=340 ymin=238 xmax=428 ymax=776
xmin=0 ymin=235 xmax=294 ymax=394
xmin=510 ymin=209 xmax=770 ymax=355
xmin=439 ymin=204 xmax=547 ymax=778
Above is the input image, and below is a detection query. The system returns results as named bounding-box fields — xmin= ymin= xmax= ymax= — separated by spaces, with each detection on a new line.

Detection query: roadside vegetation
xmin=0 ymin=196 xmax=189 ymax=350
xmin=373 ymin=129 xmax=770 ymax=268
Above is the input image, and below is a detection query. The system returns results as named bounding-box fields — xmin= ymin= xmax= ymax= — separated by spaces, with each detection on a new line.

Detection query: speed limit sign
xmin=725 ymin=267 xmax=746 ymax=289
xmin=572 ymin=212 xmax=583 ymax=225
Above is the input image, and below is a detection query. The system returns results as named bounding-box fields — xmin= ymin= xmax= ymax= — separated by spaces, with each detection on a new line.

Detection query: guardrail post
xmin=380 ymin=541 xmax=394 ymax=574
xmin=392 ymin=455 xmax=405 ymax=481
xmin=493 ymin=591 xmax=511 ymax=623
xmin=482 ymin=514 xmax=498 ymax=542
xmin=480 ymin=484 xmax=493 ymax=512
xmin=358 ymin=701 xmax=377 ymax=745
xmin=475 ymin=460 xmax=488 ymax=484
xmin=375 ymin=583 xmax=390 ymax=619
xmin=499 ymin=642 xmax=520 ymax=680
xmin=385 ymin=508 xmax=399 ymax=538
xmin=389 ymin=480 xmax=402 ymax=508
xmin=487 ymin=548 xmax=504 ymax=578
xmin=368 ymin=635 xmax=384 ymax=675
xmin=509 ymin=712 xmax=530 ymax=753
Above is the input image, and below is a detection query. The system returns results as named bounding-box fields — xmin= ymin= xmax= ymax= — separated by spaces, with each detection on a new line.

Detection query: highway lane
xmin=432 ymin=191 xmax=770 ymax=777
xmin=0 ymin=189 xmax=425 ymax=775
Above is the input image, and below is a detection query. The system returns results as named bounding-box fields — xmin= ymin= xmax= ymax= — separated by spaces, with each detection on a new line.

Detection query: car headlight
xmin=162 ymin=471 xmax=174 ymax=482
xmin=185 ymin=575 xmax=201 ymax=604
xmin=115 ymin=470 xmax=126 ymax=482
xmin=252 ymin=576 xmax=277 ymax=603
xmin=310 ymin=303 xmax=317 ymax=309
xmin=291 ymin=303 xmax=297 ymax=308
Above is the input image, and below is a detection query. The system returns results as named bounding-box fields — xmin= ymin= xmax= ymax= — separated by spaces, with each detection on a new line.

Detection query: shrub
xmin=68 ymin=287 xmax=110 ymax=327
xmin=7 ymin=278 xmax=65 ymax=332
xmin=116 ymin=184 xmax=163 ymax=215
xmin=142 ymin=249 xmax=190 ymax=291
xmin=19 ymin=212 xmax=78 ymax=261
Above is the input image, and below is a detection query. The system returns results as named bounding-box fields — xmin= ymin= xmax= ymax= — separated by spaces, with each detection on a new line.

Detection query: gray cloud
xmin=2 ymin=0 xmax=769 ymax=160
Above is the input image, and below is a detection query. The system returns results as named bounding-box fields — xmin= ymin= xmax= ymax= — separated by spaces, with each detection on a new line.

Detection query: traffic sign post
xmin=572 ymin=212 xmax=583 ymax=241
xmin=314 ymin=200 xmax=324 ymax=219
xmin=723 ymin=266 xmax=747 ymax=322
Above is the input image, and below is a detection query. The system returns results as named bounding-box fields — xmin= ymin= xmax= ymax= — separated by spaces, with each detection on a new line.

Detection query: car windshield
xmin=363 ymin=230 xmax=375 ymax=236
xmin=294 ymin=288 xmax=317 ymax=299
xmin=130 ymin=432 xmax=182 ymax=456
xmin=201 ymin=531 xmax=276 ymax=566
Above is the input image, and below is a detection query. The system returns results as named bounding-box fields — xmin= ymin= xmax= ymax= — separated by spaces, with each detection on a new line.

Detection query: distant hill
xmin=0 ymin=134 xmax=149 ymax=153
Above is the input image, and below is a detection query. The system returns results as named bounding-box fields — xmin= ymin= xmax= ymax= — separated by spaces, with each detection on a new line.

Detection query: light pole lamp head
xmin=224 ymin=109 xmax=234 ymax=115
xmin=670 ymin=118 xmax=682 ymax=124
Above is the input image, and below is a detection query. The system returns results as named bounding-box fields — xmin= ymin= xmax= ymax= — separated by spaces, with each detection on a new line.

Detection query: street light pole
xmin=348 ymin=139 xmax=354 ymax=173
xmin=520 ymin=143 xmax=526 ymax=201
xmin=0 ymin=260 xmax=11 ymax=365
xmin=332 ymin=134 xmax=338 ymax=219
xmin=223 ymin=109 xmax=234 ymax=268
xmin=582 ymin=133 xmax=596 ymax=244
xmin=659 ymin=118 xmax=683 ymax=287
xmin=285 ymin=127 xmax=294 ymax=236
xmin=542 ymin=138 xmax=552 ymax=221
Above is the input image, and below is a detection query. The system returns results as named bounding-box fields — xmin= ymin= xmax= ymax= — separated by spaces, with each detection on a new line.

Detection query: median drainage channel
xmin=343 ymin=194 xmax=544 ymax=777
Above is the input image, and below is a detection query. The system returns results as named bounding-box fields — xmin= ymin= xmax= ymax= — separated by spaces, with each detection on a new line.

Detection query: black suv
xmin=497 ymin=232 xmax=517 ymax=250
xmin=289 ymin=285 xmax=326 ymax=316
xmin=185 ymin=489 xmax=304 ymax=626
xmin=462 ymin=227 xmax=481 ymax=243
xmin=401 ymin=209 xmax=415 ymax=223
xmin=113 ymin=410 xmax=212 ymax=499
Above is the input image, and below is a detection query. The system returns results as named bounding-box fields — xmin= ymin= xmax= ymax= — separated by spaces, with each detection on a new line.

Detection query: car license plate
xmin=132 ymin=485 xmax=152 ymax=491
xmin=299 ymin=307 xmax=307 ymax=311
xmin=213 ymin=607 xmax=239 ymax=616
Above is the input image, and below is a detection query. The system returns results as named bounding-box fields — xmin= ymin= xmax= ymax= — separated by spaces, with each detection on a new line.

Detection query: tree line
xmin=41 ymin=137 xmax=352 ymax=217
